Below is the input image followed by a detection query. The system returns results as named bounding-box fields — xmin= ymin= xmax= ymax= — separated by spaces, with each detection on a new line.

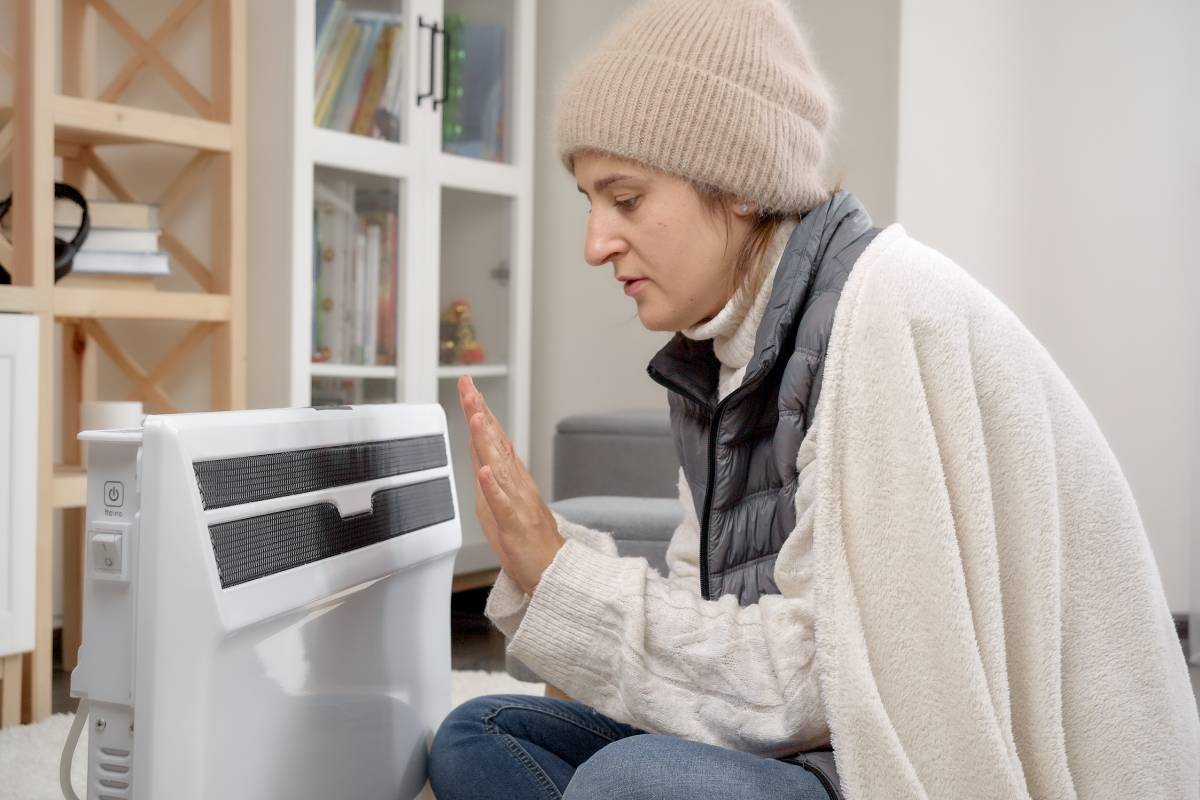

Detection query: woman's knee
xmin=562 ymin=734 xmax=672 ymax=800
xmin=432 ymin=695 xmax=495 ymax=749
xmin=427 ymin=695 xmax=513 ymax=794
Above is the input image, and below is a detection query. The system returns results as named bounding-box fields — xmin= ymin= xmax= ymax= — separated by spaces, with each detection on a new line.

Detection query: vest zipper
xmin=698 ymin=384 xmax=756 ymax=599
xmin=647 ymin=363 xmax=770 ymax=601
xmin=698 ymin=402 xmax=725 ymax=599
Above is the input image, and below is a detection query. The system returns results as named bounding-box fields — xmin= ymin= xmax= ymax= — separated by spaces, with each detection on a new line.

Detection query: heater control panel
xmin=89 ymin=522 xmax=129 ymax=581
xmin=73 ymin=428 xmax=143 ymax=714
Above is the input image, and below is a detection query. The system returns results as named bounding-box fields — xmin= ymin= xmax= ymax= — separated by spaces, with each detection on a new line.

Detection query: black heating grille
xmin=208 ymin=478 xmax=455 ymax=588
xmin=193 ymin=435 xmax=448 ymax=510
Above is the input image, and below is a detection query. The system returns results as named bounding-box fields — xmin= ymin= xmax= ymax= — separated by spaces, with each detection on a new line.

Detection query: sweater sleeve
xmin=485 ymin=468 xmax=701 ymax=638
xmin=483 ymin=510 xmax=620 ymax=640
xmin=505 ymin=420 xmax=829 ymax=757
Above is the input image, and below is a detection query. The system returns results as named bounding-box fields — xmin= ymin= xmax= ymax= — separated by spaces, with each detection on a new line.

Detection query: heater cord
xmin=59 ymin=697 xmax=88 ymax=800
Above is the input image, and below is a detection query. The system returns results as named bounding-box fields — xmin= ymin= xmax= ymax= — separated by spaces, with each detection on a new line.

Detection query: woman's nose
xmin=584 ymin=212 xmax=627 ymax=267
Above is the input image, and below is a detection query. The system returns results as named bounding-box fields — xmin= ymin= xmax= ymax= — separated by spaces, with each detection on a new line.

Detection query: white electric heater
xmin=65 ymin=403 xmax=461 ymax=800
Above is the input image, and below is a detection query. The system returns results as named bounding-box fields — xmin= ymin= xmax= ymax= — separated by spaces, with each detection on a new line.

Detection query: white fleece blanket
xmin=813 ymin=224 xmax=1200 ymax=798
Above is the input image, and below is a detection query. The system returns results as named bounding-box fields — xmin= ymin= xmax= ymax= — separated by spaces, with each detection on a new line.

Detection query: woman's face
xmin=574 ymin=151 xmax=755 ymax=332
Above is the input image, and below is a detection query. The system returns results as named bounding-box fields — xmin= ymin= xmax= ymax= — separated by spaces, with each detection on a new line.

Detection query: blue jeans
xmin=428 ymin=694 xmax=834 ymax=800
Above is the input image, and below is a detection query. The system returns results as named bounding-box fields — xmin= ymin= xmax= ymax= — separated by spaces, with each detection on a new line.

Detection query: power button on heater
xmin=90 ymin=526 xmax=128 ymax=581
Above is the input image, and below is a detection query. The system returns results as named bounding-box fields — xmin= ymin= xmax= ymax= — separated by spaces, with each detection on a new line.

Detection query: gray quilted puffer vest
xmin=647 ymin=192 xmax=881 ymax=605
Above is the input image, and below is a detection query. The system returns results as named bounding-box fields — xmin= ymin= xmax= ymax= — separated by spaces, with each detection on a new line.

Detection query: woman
xmin=428 ymin=1 xmax=1200 ymax=798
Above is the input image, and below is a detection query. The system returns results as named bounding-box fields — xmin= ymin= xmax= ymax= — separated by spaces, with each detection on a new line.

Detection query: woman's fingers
xmin=461 ymin=377 xmax=507 ymax=449
xmin=470 ymin=410 xmax=519 ymax=500
xmin=479 ymin=465 xmax=517 ymax=522
xmin=459 ymin=379 xmax=505 ymax=547
xmin=457 ymin=376 xmax=477 ymax=424
xmin=481 ymin=397 xmax=516 ymax=459
xmin=462 ymin=376 xmax=537 ymax=517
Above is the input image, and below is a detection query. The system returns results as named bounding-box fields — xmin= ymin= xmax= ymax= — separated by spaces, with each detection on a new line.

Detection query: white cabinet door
xmin=0 ymin=314 xmax=37 ymax=658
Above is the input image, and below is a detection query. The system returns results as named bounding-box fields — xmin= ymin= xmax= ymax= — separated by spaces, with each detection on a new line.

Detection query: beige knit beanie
xmin=555 ymin=0 xmax=838 ymax=214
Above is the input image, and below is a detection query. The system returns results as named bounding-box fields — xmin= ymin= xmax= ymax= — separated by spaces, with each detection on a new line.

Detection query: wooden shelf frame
xmin=50 ymin=95 xmax=232 ymax=151
xmin=0 ymin=0 xmax=246 ymax=727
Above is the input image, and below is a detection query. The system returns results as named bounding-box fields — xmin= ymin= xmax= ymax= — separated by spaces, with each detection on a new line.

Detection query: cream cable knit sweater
xmin=484 ymin=219 xmax=833 ymax=756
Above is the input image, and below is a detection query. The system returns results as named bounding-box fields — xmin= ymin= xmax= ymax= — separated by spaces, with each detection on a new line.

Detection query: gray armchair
xmin=505 ymin=409 xmax=683 ymax=684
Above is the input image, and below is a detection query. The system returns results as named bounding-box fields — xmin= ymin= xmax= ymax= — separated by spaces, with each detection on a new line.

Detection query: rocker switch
xmin=91 ymin=530 xmax=126 ymax=580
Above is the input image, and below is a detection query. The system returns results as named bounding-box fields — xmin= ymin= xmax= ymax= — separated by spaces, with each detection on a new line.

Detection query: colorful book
xmin=351 ymin=27 xmax=393 ymax=136
xmin=352 ymin=225 xmax=366 ymax=363
xmin=314 ymin=176 xmax=356 ymax=363
xmin=312 ymin=206 xmax=322 ymax=360
xmin=331 ymin=19 xmax=383 ymax=132
xmin=337 ymin=181 xmax=356 ymax=363
xmin=375 ymin=24 xmax=405 ymax=142
xmin=316 ymin=21 xmax=361 ymax=126
xmin=356 ymin=187 xmax=399 ymax=362
xmin=364 ymin=223 xmax=381 ymax=363
xmin=315 ymin=5 xmax=351 ymax=103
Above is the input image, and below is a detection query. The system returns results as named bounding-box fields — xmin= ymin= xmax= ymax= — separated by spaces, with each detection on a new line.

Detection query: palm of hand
xmin=456 ymin=375 xmax=564 ymax=594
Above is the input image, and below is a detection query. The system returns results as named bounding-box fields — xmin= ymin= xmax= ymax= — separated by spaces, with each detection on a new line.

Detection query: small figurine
xmin=439 ymin=304 xmax=459 ymax=365
xmin=439 ymin=299 xmax=485 ymax=365
xmin=453 ymin=300 xmax=485 ymax=364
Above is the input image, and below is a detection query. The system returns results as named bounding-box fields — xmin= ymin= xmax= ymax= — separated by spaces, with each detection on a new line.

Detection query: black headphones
xmin=0 ymin=182 xmax=90 ymax=285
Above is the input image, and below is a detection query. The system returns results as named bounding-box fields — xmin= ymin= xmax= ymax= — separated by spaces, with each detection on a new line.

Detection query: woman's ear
xmin=731 ymin=199 xmax=756 ymax=218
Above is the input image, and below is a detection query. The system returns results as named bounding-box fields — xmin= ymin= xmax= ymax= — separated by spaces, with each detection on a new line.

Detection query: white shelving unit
xmin=246 ymin=0 xmax=534 ymax=578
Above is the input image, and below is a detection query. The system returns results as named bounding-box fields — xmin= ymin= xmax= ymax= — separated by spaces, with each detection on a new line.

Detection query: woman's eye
xmin=616 ymin=196 xmax=640 ymax=210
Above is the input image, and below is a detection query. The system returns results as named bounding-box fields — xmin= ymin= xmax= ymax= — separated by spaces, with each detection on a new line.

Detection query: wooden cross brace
xmin=88 ymin=0 xmax=211 ymax=118
xmin=78 ymin=318 xmax=217 ymax=413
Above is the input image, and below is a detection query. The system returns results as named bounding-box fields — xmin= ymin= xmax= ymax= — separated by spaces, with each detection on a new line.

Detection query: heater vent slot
xmin=193 ymin=435 xmax=449 ymax=510
xmin=208 ymin=478 xmax=455 ymax=588
xmin=95 ymin=758 xmax=132 ymax=799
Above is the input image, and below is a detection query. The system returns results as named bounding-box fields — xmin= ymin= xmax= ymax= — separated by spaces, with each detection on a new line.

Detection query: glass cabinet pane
xmin=435 ymin=186 xmax=512 ymax=573
xmin=441 ymin=0 xmax=514 ymax=164
xmin=439 ymin=372 xmax=507 ymax=571
xmin=314 ymin=0 xmax=408 ymax=144
xmin=312 ymin=165 xmax=404 ymax=399
xmin=312 ymin=375 xmax=398 ymax=405
xmin=437 ymin=188 xmax=511 ymax=369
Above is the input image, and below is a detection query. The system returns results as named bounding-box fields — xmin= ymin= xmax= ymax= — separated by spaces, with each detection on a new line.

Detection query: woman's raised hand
xmin=456 ymin=375 xmax=564 ymax=596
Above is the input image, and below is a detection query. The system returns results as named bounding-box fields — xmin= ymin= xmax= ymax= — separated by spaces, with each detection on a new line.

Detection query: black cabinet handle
xmin=434 ymin=20 xmax=450 ymax=111
xmin=417 ymin=15 xmax=444 ymax=108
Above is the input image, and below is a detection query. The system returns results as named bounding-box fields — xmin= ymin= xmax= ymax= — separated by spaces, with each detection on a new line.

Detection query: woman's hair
xmin=692 ymin=172 xmax=845 ymax=305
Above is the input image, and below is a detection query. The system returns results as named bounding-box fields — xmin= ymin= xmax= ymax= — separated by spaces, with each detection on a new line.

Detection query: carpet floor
xmin=0 ymin=669 xmax=543 ymax=800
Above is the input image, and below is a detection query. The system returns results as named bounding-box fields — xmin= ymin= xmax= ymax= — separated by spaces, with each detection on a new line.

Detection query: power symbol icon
xmin=103 ymin=481 xmax=124 ymax=508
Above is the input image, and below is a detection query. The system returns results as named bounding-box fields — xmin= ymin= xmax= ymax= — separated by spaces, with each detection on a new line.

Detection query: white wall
xmin=529 ymin=0 xmax=670 ymax=496
xmin=895 ymin=0 xmax=1200 ymax=613
xmin=528 ymin=0 xmax=902 ymax=494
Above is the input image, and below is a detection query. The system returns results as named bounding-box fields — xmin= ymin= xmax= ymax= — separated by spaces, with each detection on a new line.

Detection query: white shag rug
xmin=0 ymin=670 xmax=544 ymax=800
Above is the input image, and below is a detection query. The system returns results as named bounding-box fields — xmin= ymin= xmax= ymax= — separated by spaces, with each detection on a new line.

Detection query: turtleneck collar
xmin=681 ymin=218 xmax=799 ymax=371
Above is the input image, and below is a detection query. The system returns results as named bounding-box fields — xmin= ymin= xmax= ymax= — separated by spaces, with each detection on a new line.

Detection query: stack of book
xmin=1 ymin=199 xmax=168 ymax=277
xmin=311 ymin=177 xmax=400 ymax=367
xmin=314 ymin=0 xmax=406 ymax=142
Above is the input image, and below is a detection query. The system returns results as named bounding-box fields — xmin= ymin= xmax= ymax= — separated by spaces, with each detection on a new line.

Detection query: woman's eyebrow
xmin=576 ymin=174 xmax=637 ymax=196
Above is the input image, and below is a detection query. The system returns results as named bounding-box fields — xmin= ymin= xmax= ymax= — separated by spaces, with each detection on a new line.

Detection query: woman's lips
xmin=623 ymin=278 xmax=647 ymax=296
